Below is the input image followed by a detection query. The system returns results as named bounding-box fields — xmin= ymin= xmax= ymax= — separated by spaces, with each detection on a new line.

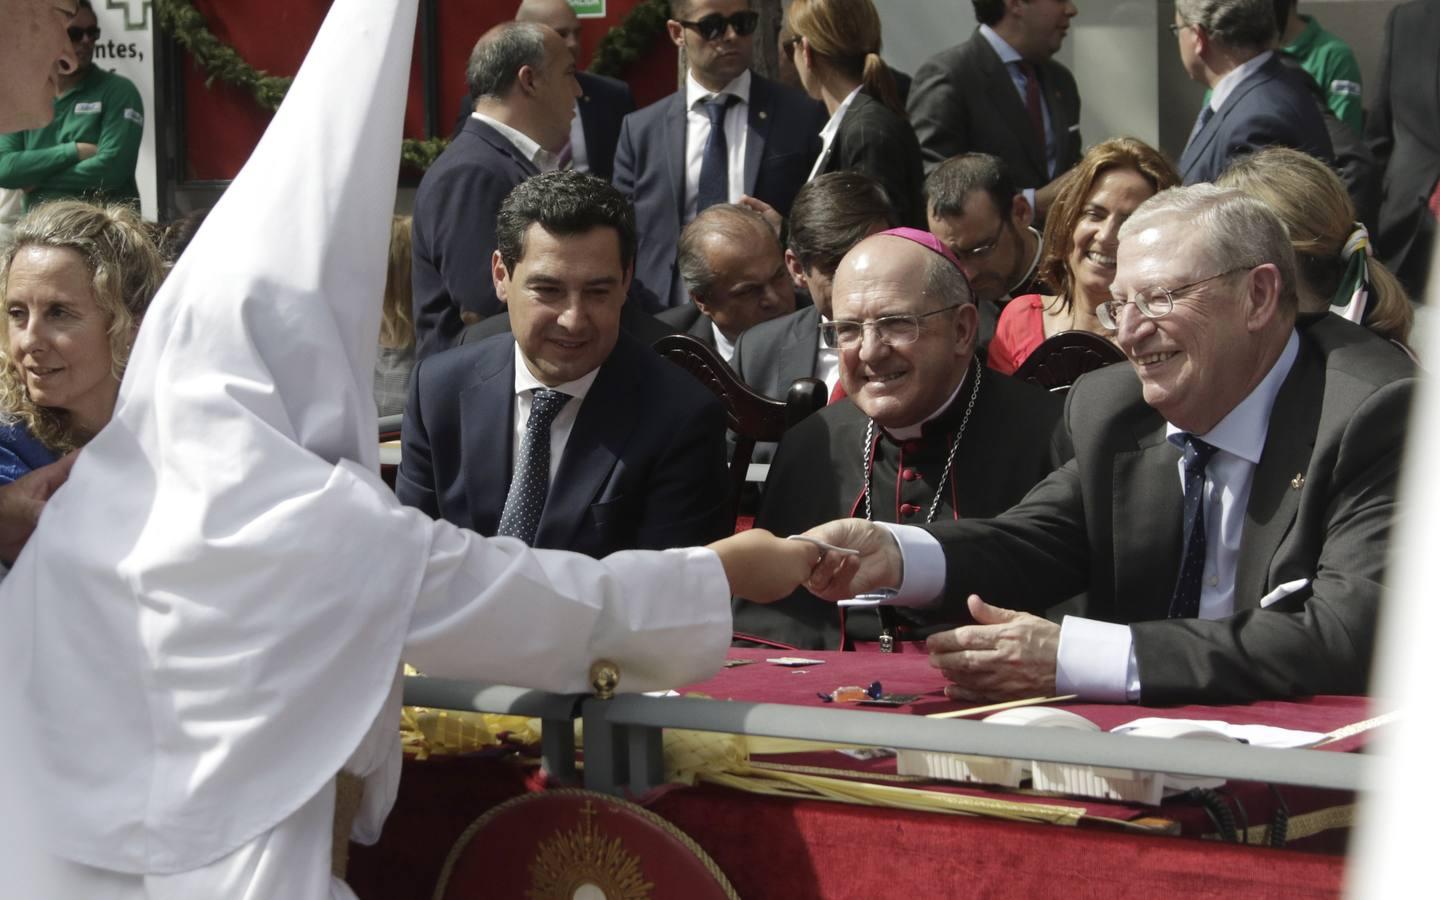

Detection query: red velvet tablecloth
xmin=348 ymin=650 xmax=1371 ymax=899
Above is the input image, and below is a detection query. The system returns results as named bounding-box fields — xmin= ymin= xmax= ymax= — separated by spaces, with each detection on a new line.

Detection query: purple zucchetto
xmin=876 ymin=226 xmax=966 ymax=272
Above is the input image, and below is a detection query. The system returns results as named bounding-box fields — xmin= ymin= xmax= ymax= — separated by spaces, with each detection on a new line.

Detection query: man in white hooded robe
xmin=0 ymin=0 xmax=817 ymax=896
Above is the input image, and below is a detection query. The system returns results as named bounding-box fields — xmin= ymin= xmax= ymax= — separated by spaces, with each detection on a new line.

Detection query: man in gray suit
xmin=731 ymin=171 xmax=898 ymax=402
xmin=806 ymin=185 xmax=1413 ymax=705
xmin=907 ymin=0 xmax=1081 ymax=218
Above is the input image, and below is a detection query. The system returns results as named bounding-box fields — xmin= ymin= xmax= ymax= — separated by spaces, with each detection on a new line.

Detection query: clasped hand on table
xmin=713 ymin=519 xmax=1061 ymax=702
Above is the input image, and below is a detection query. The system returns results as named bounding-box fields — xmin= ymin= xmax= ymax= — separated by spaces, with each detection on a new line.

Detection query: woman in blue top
xmin=0 ymin=200 xmax=162 ymax=484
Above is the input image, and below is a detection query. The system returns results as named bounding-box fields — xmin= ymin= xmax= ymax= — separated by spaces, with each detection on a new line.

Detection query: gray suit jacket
xmin=924 ymin=315 xmax=1413 ymax=704
xmin=906 ymin=30 xmax=1081 ymax=182
xmin=1366 ymin=0 xmax=1440 ymax=297
xmin=730 ymin=305 xmax=821 ymax=401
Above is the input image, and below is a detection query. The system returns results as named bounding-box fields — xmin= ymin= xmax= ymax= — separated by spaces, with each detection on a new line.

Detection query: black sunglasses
xmin=68 ymin=25 xmax=101 ymax=41
xmin=677 ymin=10 xmax=760 ymax=42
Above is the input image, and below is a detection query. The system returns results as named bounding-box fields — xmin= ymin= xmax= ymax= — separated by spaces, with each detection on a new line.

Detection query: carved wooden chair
xmin=1012 ymin=330 xmax=1126 ymax=391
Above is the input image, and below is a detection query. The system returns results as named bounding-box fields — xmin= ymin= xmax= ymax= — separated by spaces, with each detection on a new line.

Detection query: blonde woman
xmin=1218 ymin=146 xmax=1413 ymax=350
xmin=0 ymin=200 xmax=161 ymax=483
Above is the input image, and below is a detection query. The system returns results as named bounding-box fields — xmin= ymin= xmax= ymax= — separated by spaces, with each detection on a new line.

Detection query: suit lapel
xmin=778 ymin=306 xmax=821 ymax=384
xmin=534 ymin=353 xmax=633 ymax=549
xmin=665 ymin=93 xmax=688 ymax=223
xmin=1233 ymin=340 xmax=1321 ymax=608
xmin=975 ymin=37 xmax=1045 ymax=178
xmin=744 ymin=76 xmax=772 ymax=196
xmin=1112 ymin=420 xmax=1184 ymax=621
xmin=469 ymin=119 xmax=541 ymax=178
xmin=459 ymin=348 xmax=516 ymax=536
xmin=1181 ymin=59 xmax=1274 ymax=179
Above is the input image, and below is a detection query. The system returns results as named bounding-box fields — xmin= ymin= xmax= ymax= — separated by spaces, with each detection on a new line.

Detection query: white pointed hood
xmin=2 ymin=0 xmax=427 ymax=872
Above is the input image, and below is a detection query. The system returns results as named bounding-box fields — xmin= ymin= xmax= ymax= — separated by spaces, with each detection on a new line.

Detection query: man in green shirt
xmin=1276 ymin=0 xmax=1364 ymax=134
xmin=0 ymin=0 xmax=142 ymax=209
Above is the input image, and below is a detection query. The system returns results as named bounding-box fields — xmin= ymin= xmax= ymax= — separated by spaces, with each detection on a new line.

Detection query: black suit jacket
xmin=397 ymin=332 xmax=731 ymax=557
xmin=451 ymin=72 xmax=634 ymax=180
xmin=906 ymin=31 xmax=1082 ymax=183
xmin=734 ymin=363 xmax=1068 ymax=649
xmin=816 ymin=91 xmax=925 ymax=227
xmin=923 ymin=316 xmax=1413 ymax=704
xmin=1179 ymin=55 xmax=1334 ymax=186
xmin=1366 ymin=0 xmax=1440 ymax=297
xmin=655 ymin=303 xmax=718 ymax=350
xmin=411 ymin=119 xmax=537 ymax=359
xmin=613 ymin=74 xmax=826 ymax=310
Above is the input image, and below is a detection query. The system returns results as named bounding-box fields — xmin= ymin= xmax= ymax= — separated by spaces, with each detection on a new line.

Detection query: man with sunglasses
xmin=0 ymin=0 xmax=142 ymax=211
xmin=613 ymin=0 xmax=825 ymax=312
xmin=804 ymin=185 xmax=1414 ymax=705
xmin=734 ymin=227 xmax=1065 ymax=651
xmin=924 ymin=152 xmax=1043 ymax=349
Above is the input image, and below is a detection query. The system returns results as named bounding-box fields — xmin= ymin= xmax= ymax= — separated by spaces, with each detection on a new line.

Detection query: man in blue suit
xmin=450 ymin=0 xmax=635 ymax=181
xmin=412 ymin=22 xmax=578 ymax=359
xmin=1174 ymin=0 xmax=1332 ymax=186
xmin=399 ymin=171 xmax=731 ymax=558
xmin=613 ymin=0 xmax=826 ymax=311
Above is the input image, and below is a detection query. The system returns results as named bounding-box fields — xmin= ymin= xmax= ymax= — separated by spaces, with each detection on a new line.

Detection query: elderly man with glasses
xmin=0 ymin=0 xmax=143 ymax=211
xmin=803 ymin=185 xmax=1415 ymax=705
xmin=733 ymin=227 xmax=1067 ymax=651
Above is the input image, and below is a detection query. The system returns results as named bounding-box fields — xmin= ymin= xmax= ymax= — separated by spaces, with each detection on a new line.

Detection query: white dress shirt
xmin=884 ymin=331 xmax=1301 ymax=701
xmin=472 ymin=111 xmax=559 ymax=172
xmin=807 ymin=85 xmax=863 ymax=182
xmin=711 ymin=321 xmax=737 ymax=363
xmin=512 ymin=343 xmax=601 ymax=482
xmin=684 ymin=69 xmax=751 ymax=223
xmin=814 ymin=319 xmax=840 ymax=397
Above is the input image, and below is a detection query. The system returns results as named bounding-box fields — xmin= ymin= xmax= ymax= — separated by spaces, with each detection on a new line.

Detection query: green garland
xmin=589 ymin=0 xmax=672 ymax=79
xmin=154 ymin=0 xmax=673 ymax=173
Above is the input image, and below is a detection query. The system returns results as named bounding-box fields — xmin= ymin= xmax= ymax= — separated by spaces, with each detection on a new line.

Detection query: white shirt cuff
xmin=1022 ymin=187 xmax=1038 ymax=215
xmin=1055 ymin=616 xmax=1140 ymax=703
xmin=875 ymin=523 xmax=943 ymax=608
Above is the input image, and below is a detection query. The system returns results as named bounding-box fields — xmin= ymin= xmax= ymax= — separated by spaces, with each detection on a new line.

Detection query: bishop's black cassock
xmin=735 ymin=361 xmax=1069 ymax=650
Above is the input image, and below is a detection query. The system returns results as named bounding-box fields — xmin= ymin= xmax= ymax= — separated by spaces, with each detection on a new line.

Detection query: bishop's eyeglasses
xmin=819 ymin=304 xmax=962 ymax=350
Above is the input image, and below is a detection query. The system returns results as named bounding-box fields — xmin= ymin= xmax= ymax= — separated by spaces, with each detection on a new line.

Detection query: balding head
xmin=830 ymin=235 xmax=978 ymax=429
xmin=515 ymin=0 xmax=582 ymax=58
xmin=677 ymin=204 xmax=794 ymax=342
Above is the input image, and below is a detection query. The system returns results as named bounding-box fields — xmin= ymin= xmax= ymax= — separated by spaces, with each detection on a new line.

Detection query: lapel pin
xmin=759 ymin=110 xmax=768 ymax=120
xmin=1290 ymin=473 xmax=1305 ymax=491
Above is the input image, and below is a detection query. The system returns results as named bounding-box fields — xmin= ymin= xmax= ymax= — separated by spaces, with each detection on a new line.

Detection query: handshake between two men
xmin=713 ymin=519 xmax=1047 ymax=705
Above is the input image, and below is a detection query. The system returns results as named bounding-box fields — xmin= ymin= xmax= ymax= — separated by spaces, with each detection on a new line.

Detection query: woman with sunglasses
xmin=0 ymin=0 xmax=144 ymax=212
xmin=786 ymin=0 xmax=925 ymax=227
xmin=988 ymin=137 xmax=1179 ymax=375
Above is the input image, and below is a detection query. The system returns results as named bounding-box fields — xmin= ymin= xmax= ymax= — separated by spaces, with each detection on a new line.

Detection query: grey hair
xmin=1174 ymin=0 xmax=1277 ymax=51
xmin=465 ymin=22 xmax=547 ymax=100
xmin=921 ymin=250 xmax=974 ymax=311
xmin=1120 ymin=184 xmax=1298 ymax=314
xmin=677 ymin=204 xmax=776 ymax=301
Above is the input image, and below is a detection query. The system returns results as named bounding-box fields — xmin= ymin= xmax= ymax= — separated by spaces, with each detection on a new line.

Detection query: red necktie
xmin=828 ymin=380 xmax=847 ymax=404
xmin=1019 ymin=62 xmax=1046 ymax=150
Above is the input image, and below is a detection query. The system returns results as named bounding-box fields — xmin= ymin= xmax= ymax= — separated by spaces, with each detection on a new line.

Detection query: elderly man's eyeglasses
xmin=819 ymin=304 xmax=962 ymax=350
xmin=677 ymin=11 xmax=760 ymax=41
xmin=68 ymin=25 xmax=101 ymax=41
xmin=1096 ymin=265 xmax=1254 ymax=330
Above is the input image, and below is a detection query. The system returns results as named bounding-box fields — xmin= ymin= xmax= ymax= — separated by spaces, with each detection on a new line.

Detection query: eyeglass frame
xmin=819 ymin=303 xmax=964 ymax=350
xmin=68 ymin=25 xmax=101 ymax=42
xmin=675 ymin=11 xmax=761 ymax=42
xmin=1096 ymin=264 xmax=1256 ymax=331
xmin=949 ymin=218 xmax=1012 ymax=260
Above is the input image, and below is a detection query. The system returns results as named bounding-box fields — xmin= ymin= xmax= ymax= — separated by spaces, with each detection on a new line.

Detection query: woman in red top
xmin=988 ymin=138 xmax=1179 ymax=375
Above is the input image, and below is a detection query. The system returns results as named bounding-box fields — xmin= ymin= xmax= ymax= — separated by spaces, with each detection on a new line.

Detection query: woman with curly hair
xmin=0 ymin=200 xmax=163 ymax=482
xmin=988 ymin=137 xmax=1180 ymax=375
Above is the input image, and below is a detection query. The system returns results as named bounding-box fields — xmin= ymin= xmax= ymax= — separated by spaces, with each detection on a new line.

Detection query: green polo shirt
xmin=0 ymin=65 xmax=144 ymax=210
xmin=1283 ymin=14 xmax=1364 ymax=134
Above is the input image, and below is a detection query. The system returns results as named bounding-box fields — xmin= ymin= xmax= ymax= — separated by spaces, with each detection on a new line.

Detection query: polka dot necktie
xmin=497 ymin=388 xmax=571 ymax=545
xmin=1167 ymin=435 xmax=1220 ymax=619
xmin=696 ymin=94 xmax=737 ymax=213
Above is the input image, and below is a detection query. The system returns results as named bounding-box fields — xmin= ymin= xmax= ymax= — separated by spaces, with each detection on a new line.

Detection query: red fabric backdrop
xmin=180 ymin=0 xmax=679 ymax=181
